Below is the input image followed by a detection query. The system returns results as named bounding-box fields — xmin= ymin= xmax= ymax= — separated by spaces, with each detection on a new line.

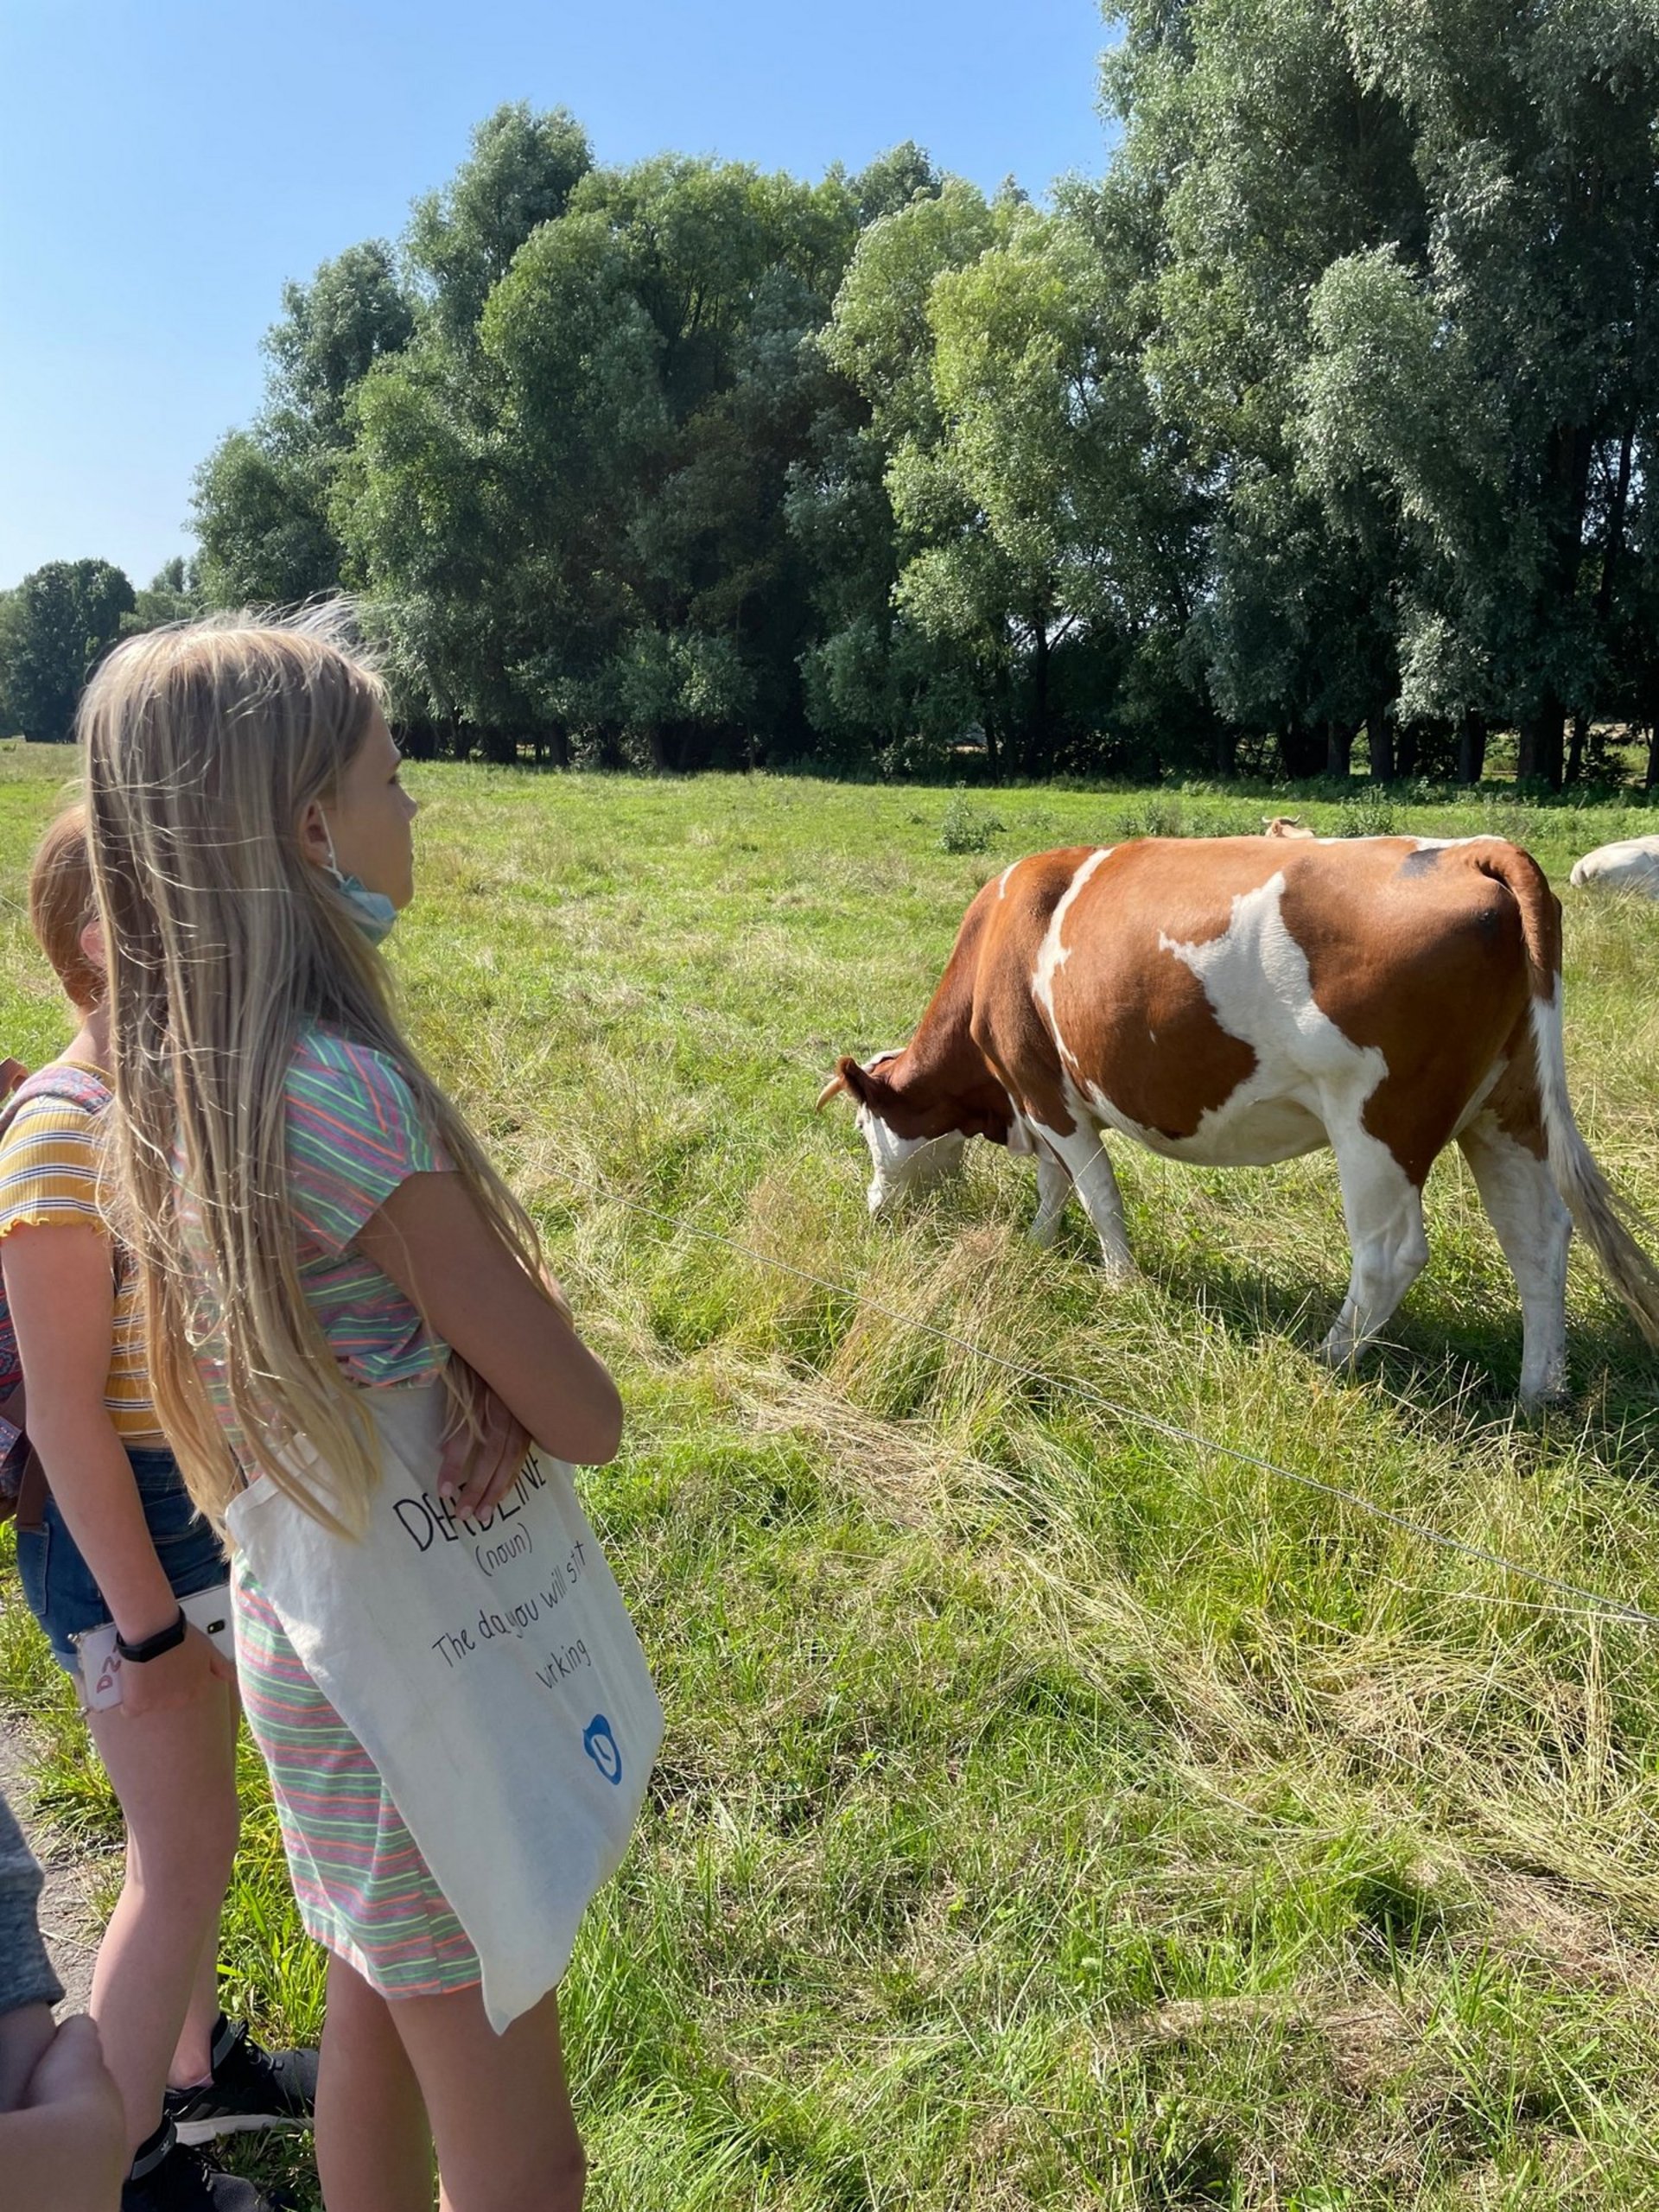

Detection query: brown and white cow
xmin=818 ymin=836 xmax=1659 ymax=1402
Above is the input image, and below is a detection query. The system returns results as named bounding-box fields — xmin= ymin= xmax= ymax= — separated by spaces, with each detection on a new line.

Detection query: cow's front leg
xmin=1029 ymin=1153 xmax=1071 ymax=1246
xmin=1029 ymin=1120 xmax=1135 ymax=1277
xmin=1322 ymin=1126 xmax=1429 ymax=1368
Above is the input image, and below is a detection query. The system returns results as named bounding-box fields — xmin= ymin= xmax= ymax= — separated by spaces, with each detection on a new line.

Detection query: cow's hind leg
xmin=1321 ymin=1127 xmax=1430 ymax=1370
xmin=1457 ymin=1115 xmax=1570 ymax=1404
xmin=1028 ymin=1120 xmax=1135 ymax=1276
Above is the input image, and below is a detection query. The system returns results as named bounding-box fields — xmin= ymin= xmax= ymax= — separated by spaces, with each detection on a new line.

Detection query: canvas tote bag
xmin=225 ymin=1380 xmax=662 ymax=2031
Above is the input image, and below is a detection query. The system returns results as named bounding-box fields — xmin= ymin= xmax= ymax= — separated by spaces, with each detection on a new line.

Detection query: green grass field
xmin=5 ymin=741 xmax=1659 ymax=2209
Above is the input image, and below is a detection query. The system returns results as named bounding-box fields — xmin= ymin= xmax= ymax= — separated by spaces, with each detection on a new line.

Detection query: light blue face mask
xmin=321 ymin=823 xmax=399 ymax=946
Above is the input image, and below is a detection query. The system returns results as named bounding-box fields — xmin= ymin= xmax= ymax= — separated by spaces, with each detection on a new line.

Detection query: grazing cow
xmin=1263 ymin=816 xmax=1315 ymax=838
xmin=1569 ymin=835 xmax=1659 ymax=896
xmin=818 ymin=836 xmax=1659 ymax=1402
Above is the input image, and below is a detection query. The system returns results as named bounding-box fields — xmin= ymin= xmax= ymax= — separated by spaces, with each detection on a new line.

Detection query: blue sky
xmin=0 ymin=0 xmax=1116 ymax=591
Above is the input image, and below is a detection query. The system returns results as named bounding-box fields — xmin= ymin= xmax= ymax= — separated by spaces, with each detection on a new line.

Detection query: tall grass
xmin=4 ymin=748 xmax=1659 ymax=2206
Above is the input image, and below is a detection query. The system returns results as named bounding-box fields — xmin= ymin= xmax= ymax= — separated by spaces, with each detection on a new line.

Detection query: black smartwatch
xmin=115 ymin=1608 xmax=187 ymax=1664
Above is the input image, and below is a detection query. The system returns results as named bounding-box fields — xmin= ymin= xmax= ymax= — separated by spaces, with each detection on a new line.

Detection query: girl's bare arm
xmin=354 ymin=1173 xmax=623 ymax=1467
xmin=3 ymin=1224 xmax=180 ymax=1642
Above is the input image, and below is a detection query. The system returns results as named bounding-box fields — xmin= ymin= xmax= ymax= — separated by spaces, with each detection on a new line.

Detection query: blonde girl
xmin=82 ymin=616 xmax=626 ymax=2212
xmin=0 ymin=814 xmax=316 ymax=2212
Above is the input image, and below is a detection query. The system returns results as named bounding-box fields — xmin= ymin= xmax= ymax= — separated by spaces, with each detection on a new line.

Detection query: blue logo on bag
xmin=582 ymin=1714 xmax=622 ymax=1785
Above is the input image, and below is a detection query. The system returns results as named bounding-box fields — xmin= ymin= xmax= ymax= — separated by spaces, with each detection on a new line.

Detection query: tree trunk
xmin=1023 ymin=615 xmax=1052 ymax=779
xmin=1516 ymin=418 xmax=1593 ymax=791
xmin=982 ymin=715 xmax=1001 ymax=784
xmin=1596 ymin=421 xmax=1636 ymax=630
xmin=1395 ymin=723 xmax=1419 ymax=782
xmin=1516 ymin=694 xmax=1565 ymax=789
xmin=1366 ymin=699 xmax=1395 ymax=783
xmin=1565 ymin=709 xmax=1589 ymax=785
xmin=1324 ymin=720 xmax=1354 ymax=779
xmin=1456 ymin=715 xmax=1487 ymax=786
xmin=1278 ymin=720 xmax=1325 ymax=779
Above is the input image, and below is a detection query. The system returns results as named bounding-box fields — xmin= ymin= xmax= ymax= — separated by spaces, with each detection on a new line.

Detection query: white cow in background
xmin=1569 ymin=835 xmax=1659 ymax=894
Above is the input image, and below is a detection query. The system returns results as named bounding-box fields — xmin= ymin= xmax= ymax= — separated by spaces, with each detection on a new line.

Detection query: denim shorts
xmin=15 ymin=1446 xmax=229 ymax=1673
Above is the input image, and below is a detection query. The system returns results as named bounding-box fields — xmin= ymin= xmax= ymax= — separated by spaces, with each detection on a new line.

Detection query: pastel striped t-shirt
xmin=193 ymin=1029 xmax=454 ymax=1473
xmin=218 ymin=1033 xmax=475 ymax=1990
xmin=0 ymin=1068 xmax=165 ymax=1445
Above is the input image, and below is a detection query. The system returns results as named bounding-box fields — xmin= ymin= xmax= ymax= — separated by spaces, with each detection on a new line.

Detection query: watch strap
xmin=115 ymin=1608 xmax=187 ymax=1664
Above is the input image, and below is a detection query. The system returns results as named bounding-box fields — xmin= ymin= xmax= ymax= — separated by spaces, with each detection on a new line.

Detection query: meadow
xmin=5 ymin=741 xmax=1659 ymax=2209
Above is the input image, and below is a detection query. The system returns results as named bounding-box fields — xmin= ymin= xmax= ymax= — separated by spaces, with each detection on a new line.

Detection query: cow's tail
xmin=1472 ymin=841 xmax=1659 ymax=1345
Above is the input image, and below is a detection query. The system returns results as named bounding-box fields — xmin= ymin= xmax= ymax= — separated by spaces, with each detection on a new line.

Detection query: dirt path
xmin=0 ymin=1715 xmax=105 ymax=2014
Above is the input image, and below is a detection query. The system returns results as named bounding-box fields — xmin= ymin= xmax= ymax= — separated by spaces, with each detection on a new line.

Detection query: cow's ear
xmin=816 ymin=1054 xmax=870 ymax=1112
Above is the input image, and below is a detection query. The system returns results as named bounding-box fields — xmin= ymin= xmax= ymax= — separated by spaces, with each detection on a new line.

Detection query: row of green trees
xmin=0 ymin=559 xmax=201 ymax=745
xmin=11 ymin=3 xmax=1659 ymax=785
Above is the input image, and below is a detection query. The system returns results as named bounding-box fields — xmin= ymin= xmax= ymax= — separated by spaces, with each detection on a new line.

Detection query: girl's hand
xmin=116 ymin=1623 xmax=234 ymax=1719
xmin=437 ymin=1362 xmax=528 ymax=1522
xmin=438 ymin=1364 xmax=531 ymax=1519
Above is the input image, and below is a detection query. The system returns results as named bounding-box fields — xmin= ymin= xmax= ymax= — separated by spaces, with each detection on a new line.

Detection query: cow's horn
xmin=815 ymin=1071 xmax=849 ymax=1112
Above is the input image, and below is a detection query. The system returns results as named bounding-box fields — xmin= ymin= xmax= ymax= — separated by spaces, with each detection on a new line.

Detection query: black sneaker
xmin=123 ymin=2123 xmax=278 ymax=2211
xmin=163 ymin=2015 xmax=319 ymax=2144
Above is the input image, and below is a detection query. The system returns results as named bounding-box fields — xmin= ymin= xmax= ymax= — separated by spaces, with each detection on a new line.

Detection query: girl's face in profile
xmin=316 ymin=709 xmax=420 ymax=910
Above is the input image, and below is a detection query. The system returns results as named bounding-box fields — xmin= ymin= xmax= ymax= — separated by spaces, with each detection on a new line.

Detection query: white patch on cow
xmin=1146 ymin=871 xmax=1436 ymax=1356
xmin=1030 ymin=867 xmax=1428 ymax=1344
xmin=1088 ymin=1086 xmax=1325 ymax=1166
xmin=1031 ymin=848 xmax=1111 ymax=1073
xmin=1067 ymin=869 xmax=1389 ymax=1169
xmin=997 ymin=861 xmax=1020 ymax=899
xmin=856 ymin=1095 xmax=965 ymax=1214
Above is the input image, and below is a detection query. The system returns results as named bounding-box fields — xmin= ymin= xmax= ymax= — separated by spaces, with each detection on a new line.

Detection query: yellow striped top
xmin=0 ymin=1066 xmax=163 ymax=1446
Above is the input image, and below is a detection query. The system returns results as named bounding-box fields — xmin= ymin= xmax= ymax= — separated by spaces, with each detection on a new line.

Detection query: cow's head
xmin=815 ymin=1049 xmax=980 ymax=1213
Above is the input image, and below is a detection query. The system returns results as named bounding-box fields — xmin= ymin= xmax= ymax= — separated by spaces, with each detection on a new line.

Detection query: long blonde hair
xmin=82 ymin=612 xmax=544 ymax=1534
